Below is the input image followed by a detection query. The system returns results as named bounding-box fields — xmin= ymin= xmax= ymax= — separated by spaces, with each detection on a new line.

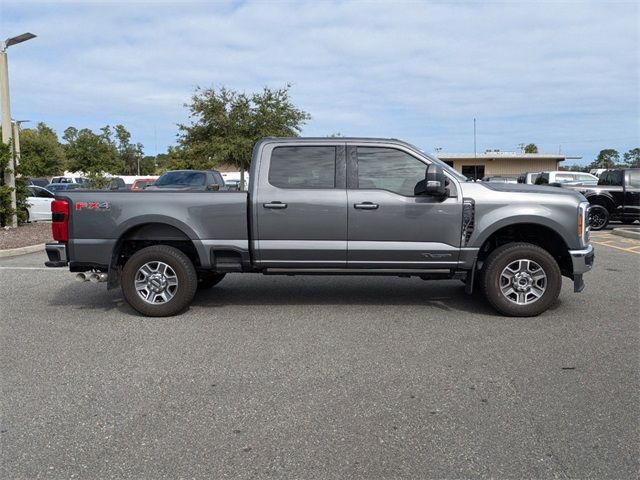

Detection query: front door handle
xmin=354 ymin=202 xmax=379 ymax=210
xmin=263 ymin=202 xmax=288 ymax=209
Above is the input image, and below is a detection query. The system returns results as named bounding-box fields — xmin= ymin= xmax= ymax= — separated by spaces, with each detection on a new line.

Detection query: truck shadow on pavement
xmin=50 ymin=275 xmax=567 ymax=317
xmin=190 ymin=276 xmax=499 ymax=316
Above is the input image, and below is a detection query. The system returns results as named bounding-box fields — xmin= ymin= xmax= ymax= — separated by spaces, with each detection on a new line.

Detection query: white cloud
xmin=1 ymin=0 xmax=638 ymax=161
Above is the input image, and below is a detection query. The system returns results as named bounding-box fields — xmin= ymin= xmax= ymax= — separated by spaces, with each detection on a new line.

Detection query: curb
xmin=611 ymin=228 xmax=640 ymax=240
xmin=0 ymin=243 xmax=46 ymax=258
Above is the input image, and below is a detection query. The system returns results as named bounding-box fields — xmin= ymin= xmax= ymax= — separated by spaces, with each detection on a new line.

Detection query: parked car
xmin=481 ymin=176 xmax=518 ymax=183
xmin=535 ymin=171 xmax=599 ymax=186
xmin=570 ymin=168 xmax=640 ymax=230
xmin=146 ymin=170 xmax=226 ymax=191
xmin=224 ymin=179 xmax=241 ymax=191
xmin=131 ymin=178 xmax=157 ymax=191
xmin=45 ymin=137 xmax=594 ymax=318
xmin=45 ymin=183 xmax=83 ymax=193
xmin=517 ymin=172 xmax=541 ymax=184
xmin=23 ymin=186 xmax=55 ymax=221
xmin=50 ymin=176 xmax=88 ymax=184
xmin=106 ymin=177 xmax=129 ymax=191
xmin=27 ymin=177 xmax=51 ymax=188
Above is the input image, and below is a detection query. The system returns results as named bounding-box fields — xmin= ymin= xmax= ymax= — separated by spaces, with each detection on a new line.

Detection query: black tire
xmin=589 ymin=205 xmax=609 ymax=231
xmin=121 ymin=245 xmax=198 ymax=317
xmin=481 ymin=242 xmax=562 ymax=317
xmin=197 ymin=272 xmax=226 ymax=289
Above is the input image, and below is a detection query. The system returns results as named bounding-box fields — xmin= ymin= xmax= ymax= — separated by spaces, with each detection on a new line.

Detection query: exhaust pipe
xmin=75 ymin=272 xmax=89 ymax=282
xmin=88 ymin=272 xmax=108 ymax=283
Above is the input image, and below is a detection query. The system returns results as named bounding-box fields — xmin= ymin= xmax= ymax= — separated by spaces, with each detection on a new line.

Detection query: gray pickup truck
xmin=45 ymin=137 xmax=594 ymax=317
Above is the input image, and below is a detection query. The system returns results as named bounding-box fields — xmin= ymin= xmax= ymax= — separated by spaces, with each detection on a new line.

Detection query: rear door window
xmin=269 ymin=146 xmax=336 ymax=189
xmin=628 ymin=170 xmax=640 ymax=188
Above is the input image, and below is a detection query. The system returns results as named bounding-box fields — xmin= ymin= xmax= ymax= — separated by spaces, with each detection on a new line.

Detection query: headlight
xmin=578 ymin=201 xmax=590 ymax=245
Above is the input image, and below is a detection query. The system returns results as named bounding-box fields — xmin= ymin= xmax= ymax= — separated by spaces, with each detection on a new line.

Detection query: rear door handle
xmin=263 ymin=202 xmax=288 ymax=209
xmin=354 ymin=202 xmax=379 ymax=210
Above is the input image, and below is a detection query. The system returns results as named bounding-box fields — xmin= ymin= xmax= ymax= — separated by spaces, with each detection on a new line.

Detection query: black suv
xmin=577 ymin=168 xmax=640 ymax=230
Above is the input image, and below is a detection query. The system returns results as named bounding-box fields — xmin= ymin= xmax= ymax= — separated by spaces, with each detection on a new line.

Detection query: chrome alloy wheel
xmin=134 ymin=261 xmax=179 ymax=304
xmin=499 ymin=259 xmax=547 ymax=305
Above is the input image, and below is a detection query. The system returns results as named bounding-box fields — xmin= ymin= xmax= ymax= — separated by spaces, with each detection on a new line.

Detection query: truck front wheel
xmin=589 ymin=205 xmax=609 ymax=231
xmin=121 ymin=245 xmax=198 ymax=317
xmin=481 ymin=242 xmax=562 ymax=317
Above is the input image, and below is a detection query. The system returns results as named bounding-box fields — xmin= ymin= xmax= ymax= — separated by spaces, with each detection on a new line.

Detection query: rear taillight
xmin=51 ymin=199 xmax=69 ymax=242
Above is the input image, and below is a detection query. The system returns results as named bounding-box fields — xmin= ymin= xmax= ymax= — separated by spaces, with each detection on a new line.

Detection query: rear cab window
xmin=269 ymin=146 xmax=336 ymax=189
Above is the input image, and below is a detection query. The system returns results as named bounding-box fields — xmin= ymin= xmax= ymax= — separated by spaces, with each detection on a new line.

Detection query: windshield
xmin=156 ymin=171 xmax=206 ymax=187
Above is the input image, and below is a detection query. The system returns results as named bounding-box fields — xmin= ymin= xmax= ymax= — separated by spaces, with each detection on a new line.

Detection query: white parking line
xmin=0 ymin=267 xmax=68 ymax=271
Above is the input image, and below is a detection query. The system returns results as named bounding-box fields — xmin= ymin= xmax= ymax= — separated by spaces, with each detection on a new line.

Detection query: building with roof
xmin=437 ymin=151 xmax=582 ymax=180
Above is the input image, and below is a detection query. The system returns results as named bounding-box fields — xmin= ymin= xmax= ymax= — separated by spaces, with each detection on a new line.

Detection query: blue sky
xmin=1 ymin=0 xmax=638 ymax=165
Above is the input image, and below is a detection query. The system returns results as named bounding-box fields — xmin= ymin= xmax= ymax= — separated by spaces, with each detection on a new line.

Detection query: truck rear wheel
xmin=121 ymin=245 xmax=198 ymax=317
xmin=481 ymin=242 xmax=562 ymax=317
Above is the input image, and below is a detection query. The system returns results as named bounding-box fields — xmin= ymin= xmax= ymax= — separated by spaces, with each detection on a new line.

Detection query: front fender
xmin=471 ymin=207 xmax=579 ymax=250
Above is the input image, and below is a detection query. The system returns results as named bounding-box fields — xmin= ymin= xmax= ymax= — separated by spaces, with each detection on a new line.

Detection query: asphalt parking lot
xmin=1 ymin=232 xmax=639 ymax=479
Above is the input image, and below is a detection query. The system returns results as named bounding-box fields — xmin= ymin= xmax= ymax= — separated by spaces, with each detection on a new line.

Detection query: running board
xmin=263 ymin=268 xmax=465 ymax=279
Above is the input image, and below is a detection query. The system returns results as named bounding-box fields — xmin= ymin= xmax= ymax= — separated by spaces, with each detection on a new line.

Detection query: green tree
xmin=623 ymin=148 xmax=640 ymax=168
xmin=63 ymin=126 xmax=121 ymax=186
xmin=524 ymin=143 xmax=538 ymax=154
xmin=563 ymin=164 xmax=589 ymax=172
xmin=176 ymin=85 xmax=310 ymax=186
xmin=114 ymin=124 xmax=146 ymax=175
xmin=590 ymin=149 xmax=620 ymax=169
xmin=0 ymin=141 xmax=28 ymax=226
xmin=19 ymin=122 xmax=66 ymax=177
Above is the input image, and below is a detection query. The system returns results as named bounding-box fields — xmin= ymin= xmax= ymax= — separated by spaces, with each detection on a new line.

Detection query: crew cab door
xmin=624 ymin=169 xmax=640 ymax=217
xmin=346 ymin=144 xmax=463 ymax=269
xmin=254 ymin=143 xmax=347 ymax=268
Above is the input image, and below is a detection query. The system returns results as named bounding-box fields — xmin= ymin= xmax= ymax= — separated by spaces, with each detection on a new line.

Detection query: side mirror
xmin=206 ymin=184 xmax=220 ymax=191
xmin=414 ymin=164 xmax=448 ymax=197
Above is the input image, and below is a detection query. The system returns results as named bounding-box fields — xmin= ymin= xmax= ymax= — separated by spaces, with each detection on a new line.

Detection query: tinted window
xmin=628 ymin=170 xmax=640 ymax=188
xmin=156 ymin=171 xmax=206 ymax=187
xmin=530 ymin=173 xmax=541 ymax=183
xmin=35 ymin=187 xmax=54 ymax=198
xmin=536 ymin=173 xmax=550 ymax=185
xmin=211 ymin=172 xmax=224 ymax=186
xmin=269 ymin=146 xmax=336 ymax=189
xmin=598 ymin=170 xmax=624 ymax=186
xmin=357 ymin=147 xmax=427 ymax=195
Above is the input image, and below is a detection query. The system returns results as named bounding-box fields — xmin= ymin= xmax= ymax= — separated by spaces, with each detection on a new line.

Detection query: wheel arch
xmin=108 ymin=221 xmax=204 ymax=289
xmin=476 ymin=223 xmax=573 ymax=278
xmin=584 ymin=192 xmax=616 ymax=212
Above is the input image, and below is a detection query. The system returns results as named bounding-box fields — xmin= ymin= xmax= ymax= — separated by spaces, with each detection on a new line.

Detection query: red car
xmin=131 ymin=178 xmax=157 ymax=191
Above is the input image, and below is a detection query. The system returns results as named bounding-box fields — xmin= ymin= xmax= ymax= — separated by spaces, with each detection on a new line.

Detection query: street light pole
xmin=12 ymin=120 xmax=30 ymax=167
xmin=0 ymin=32 xmax=36 ymax=228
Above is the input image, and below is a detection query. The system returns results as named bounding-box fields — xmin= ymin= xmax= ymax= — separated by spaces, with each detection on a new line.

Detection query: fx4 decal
xmin=75 ymin=201 xmax=110 ymax=211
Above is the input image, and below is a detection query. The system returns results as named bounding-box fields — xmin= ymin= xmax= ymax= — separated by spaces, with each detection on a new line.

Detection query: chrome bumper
xmin=568 ymin=244 xmax=595 ymax=292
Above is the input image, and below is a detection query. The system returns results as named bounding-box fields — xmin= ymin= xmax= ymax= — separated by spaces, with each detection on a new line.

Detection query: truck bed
xmin=58 ymin=190 xmax=249 ymax=269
